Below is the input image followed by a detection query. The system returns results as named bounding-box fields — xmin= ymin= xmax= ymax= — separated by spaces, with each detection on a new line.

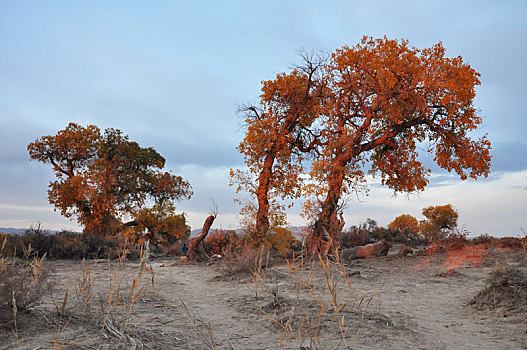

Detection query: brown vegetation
xmin=1 ymin=241 xmax=525 ymax=349
xmin=471 ymin=264 xmax=527 ymax=313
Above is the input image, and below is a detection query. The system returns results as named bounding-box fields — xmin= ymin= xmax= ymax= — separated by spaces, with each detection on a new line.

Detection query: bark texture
xmin=188 ymin=214 xmax=216 ymax=260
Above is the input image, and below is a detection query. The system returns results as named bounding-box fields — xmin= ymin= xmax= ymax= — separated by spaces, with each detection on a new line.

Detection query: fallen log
xmin=340 ymin=239 xmax=393 ymax=260
xmin=395 ymin=245 xmax=413 ymax=258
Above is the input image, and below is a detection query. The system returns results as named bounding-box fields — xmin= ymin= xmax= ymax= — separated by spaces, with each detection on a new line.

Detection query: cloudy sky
xmin=1 ymin=1 xmax=526 ymax=237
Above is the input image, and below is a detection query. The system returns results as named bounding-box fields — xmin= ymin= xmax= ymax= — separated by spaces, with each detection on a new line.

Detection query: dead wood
xmin=188 ymin=214 xmax=216 ymax=260
xmin=340 ymin=239 xmax=393 ymax=260
xmin=395 ymin=245 xmax=413 ymax=258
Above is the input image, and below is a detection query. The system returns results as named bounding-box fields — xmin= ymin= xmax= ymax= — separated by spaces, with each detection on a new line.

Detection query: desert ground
xmin=1 ymin=246 xmax=526 ymax=350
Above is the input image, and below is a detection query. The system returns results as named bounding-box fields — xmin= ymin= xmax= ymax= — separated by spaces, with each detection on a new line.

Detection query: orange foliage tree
xmin=231 ymin=52 xmax=326 ymax=243
xmin=389 ymin=214 xmax=419 ymax=235
xmin=420 ymin=204 xmax=459 ymax=241
xmin=306 ymin=37 xmax=490 ymax=253
xmin=235 ymin=37 xmax=491 ymax=253
xmin=28 ymin=123 xmax=192 ymax=236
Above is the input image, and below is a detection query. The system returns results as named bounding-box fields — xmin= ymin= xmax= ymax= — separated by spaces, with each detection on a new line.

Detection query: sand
xmin=1 ymin=247 xmax=526 ymax=349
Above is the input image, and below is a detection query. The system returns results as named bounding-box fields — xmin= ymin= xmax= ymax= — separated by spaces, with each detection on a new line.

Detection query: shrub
xmin=336 ymin=227 xmax=370 ymax=248
xmin=0 ymin=238 xmax=53 ymax=311
xmin=471 ymin=265 xmax=527 ymax=312
xmin=0 ymin=231 xmax=123 ymax=260
xmin=471 ymin=234 xmax=493 ymax=246
xmin=336 ymin=219 xmax=379 ymax=248
xmin=219 ymin=244 xmax=272 ymax=277
xmin=268 ymin=227 xmax=295 ymax=256
xmin=444 ymin=230 xmax=468 ymax=250
xmin=204 ymin=229 xmax=245 ymax=256
xmin=494 ymin=237 xmax=523 ymax=249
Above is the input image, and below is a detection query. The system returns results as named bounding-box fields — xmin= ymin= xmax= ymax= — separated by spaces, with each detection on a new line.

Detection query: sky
xmin=1 ymin=1 xmax=526 ymax=237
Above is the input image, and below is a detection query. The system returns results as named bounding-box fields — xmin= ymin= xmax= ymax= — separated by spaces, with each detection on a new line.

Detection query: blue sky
xmin=1 ymin=1 xmax=526 ymax=236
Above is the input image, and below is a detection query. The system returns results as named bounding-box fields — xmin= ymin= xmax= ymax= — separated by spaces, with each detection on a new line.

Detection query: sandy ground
xmin=1 ymin=246 xmax=526 ymax=350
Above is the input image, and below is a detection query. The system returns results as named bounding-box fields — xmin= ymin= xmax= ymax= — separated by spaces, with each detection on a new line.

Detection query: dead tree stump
xmin=188 ymin=214 xmax=216 ymax=260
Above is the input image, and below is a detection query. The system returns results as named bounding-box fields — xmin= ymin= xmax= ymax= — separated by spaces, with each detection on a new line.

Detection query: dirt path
xmin=1 ymin=249 xmax=526 ymax=349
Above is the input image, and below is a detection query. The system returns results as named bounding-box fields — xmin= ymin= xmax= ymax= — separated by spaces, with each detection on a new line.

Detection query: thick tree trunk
xmin=309 ymin=166 xmax=346 ymax=254
xmin=254 ymin=153 xmax=275 ymax=243
xmin=340 ymin=240 xmax=393 ymax=260
xmin=189 ymin=214 xmax=216 ymax=260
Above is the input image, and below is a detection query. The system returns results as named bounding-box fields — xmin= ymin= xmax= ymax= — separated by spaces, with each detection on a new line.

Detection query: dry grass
xmin=217 ymin=244 xmax=273 ymax=278
xmin=471 ymin=264 xmax=527 ymax=314
xmin=44 ymin=242 xmax=156 ymax=349
xmin=247 ymin=249 xmax=381 ymax=349
xmin=0 ymin=237 xmax=54 ymax=313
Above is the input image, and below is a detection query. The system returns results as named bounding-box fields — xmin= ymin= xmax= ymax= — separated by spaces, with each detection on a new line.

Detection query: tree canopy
xmin=420 ymin=204 xmax=459 ymax=241
xmin=233 ymin=37 xmax=491 ymax=253
xmin=231 ymin=52 xmax=325 ymax=243
xmin=28 ymin=123 xmax=192 ymax=236
xmin=389 ymin=214 xmax=419 ymax=235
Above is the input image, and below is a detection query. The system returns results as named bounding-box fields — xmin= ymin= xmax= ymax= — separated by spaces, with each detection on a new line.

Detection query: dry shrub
xmin=205 ymin=229 xmax=245 ymax=256
xmin=336 ymin=228 xmax=370 ymax=248
xmin=53 ymin=242 xmax=154 ymax=348
xmin=2 ymin=231 xmax=126 ymax=260
xmin=218 ymin=244 xmax=272 ymax=277
xmin=494 ymin=237 xmax=524 ymax=250
xmin=470 ymin=235 xmax=524 ymax=250
xmin=444 ymin=231 xmax=468 ymax=250
xmin=0 ymin=238 xmax=53 ymax=312
xmin=471 ymin=265 xmax=527 ymax=313
xmin=471 ymin=234 xmax=494 ymax=246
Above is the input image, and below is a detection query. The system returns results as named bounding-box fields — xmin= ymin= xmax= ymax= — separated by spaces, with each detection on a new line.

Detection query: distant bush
xmin=336 ymin=218 xmax=378 ymax=248
xmin=471 ymin=234 xmax=494 ymax=246
xmin=336 ymin=218 xmax=426 ymax=248
xmin=1 ymin=230 xmax=122 ymax=260
xmin=443 ymin=230 xmax=468 ymax=250
xmin=469 ymin=235 xmax=524 ymax=250
xmin=494 ymin=237 xmax=524 ymax=249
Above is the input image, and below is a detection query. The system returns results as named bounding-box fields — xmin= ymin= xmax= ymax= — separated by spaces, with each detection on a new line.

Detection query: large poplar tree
xmin=235 ymin=37 xmax=491 ymax=253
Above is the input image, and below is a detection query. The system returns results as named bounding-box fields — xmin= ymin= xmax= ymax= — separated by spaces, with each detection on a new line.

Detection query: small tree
xmin=231 ymin=52 xmax=326 ymax=244
xmin=420 ymin=204 xmax=459 ymax=241
xmin=389 ymin=214 xmax=419 ymax=234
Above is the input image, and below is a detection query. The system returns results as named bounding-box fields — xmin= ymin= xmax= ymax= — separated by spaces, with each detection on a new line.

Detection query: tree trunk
xmin=340 ymin=240 xmax=393 ymax=260
xmin=188 ymin=214 xmax=216 ymax=260
xmin=309 ymin=167 xmax=346 ymax=254
xmin=254 ymin=153 xmax=276 ymax=243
